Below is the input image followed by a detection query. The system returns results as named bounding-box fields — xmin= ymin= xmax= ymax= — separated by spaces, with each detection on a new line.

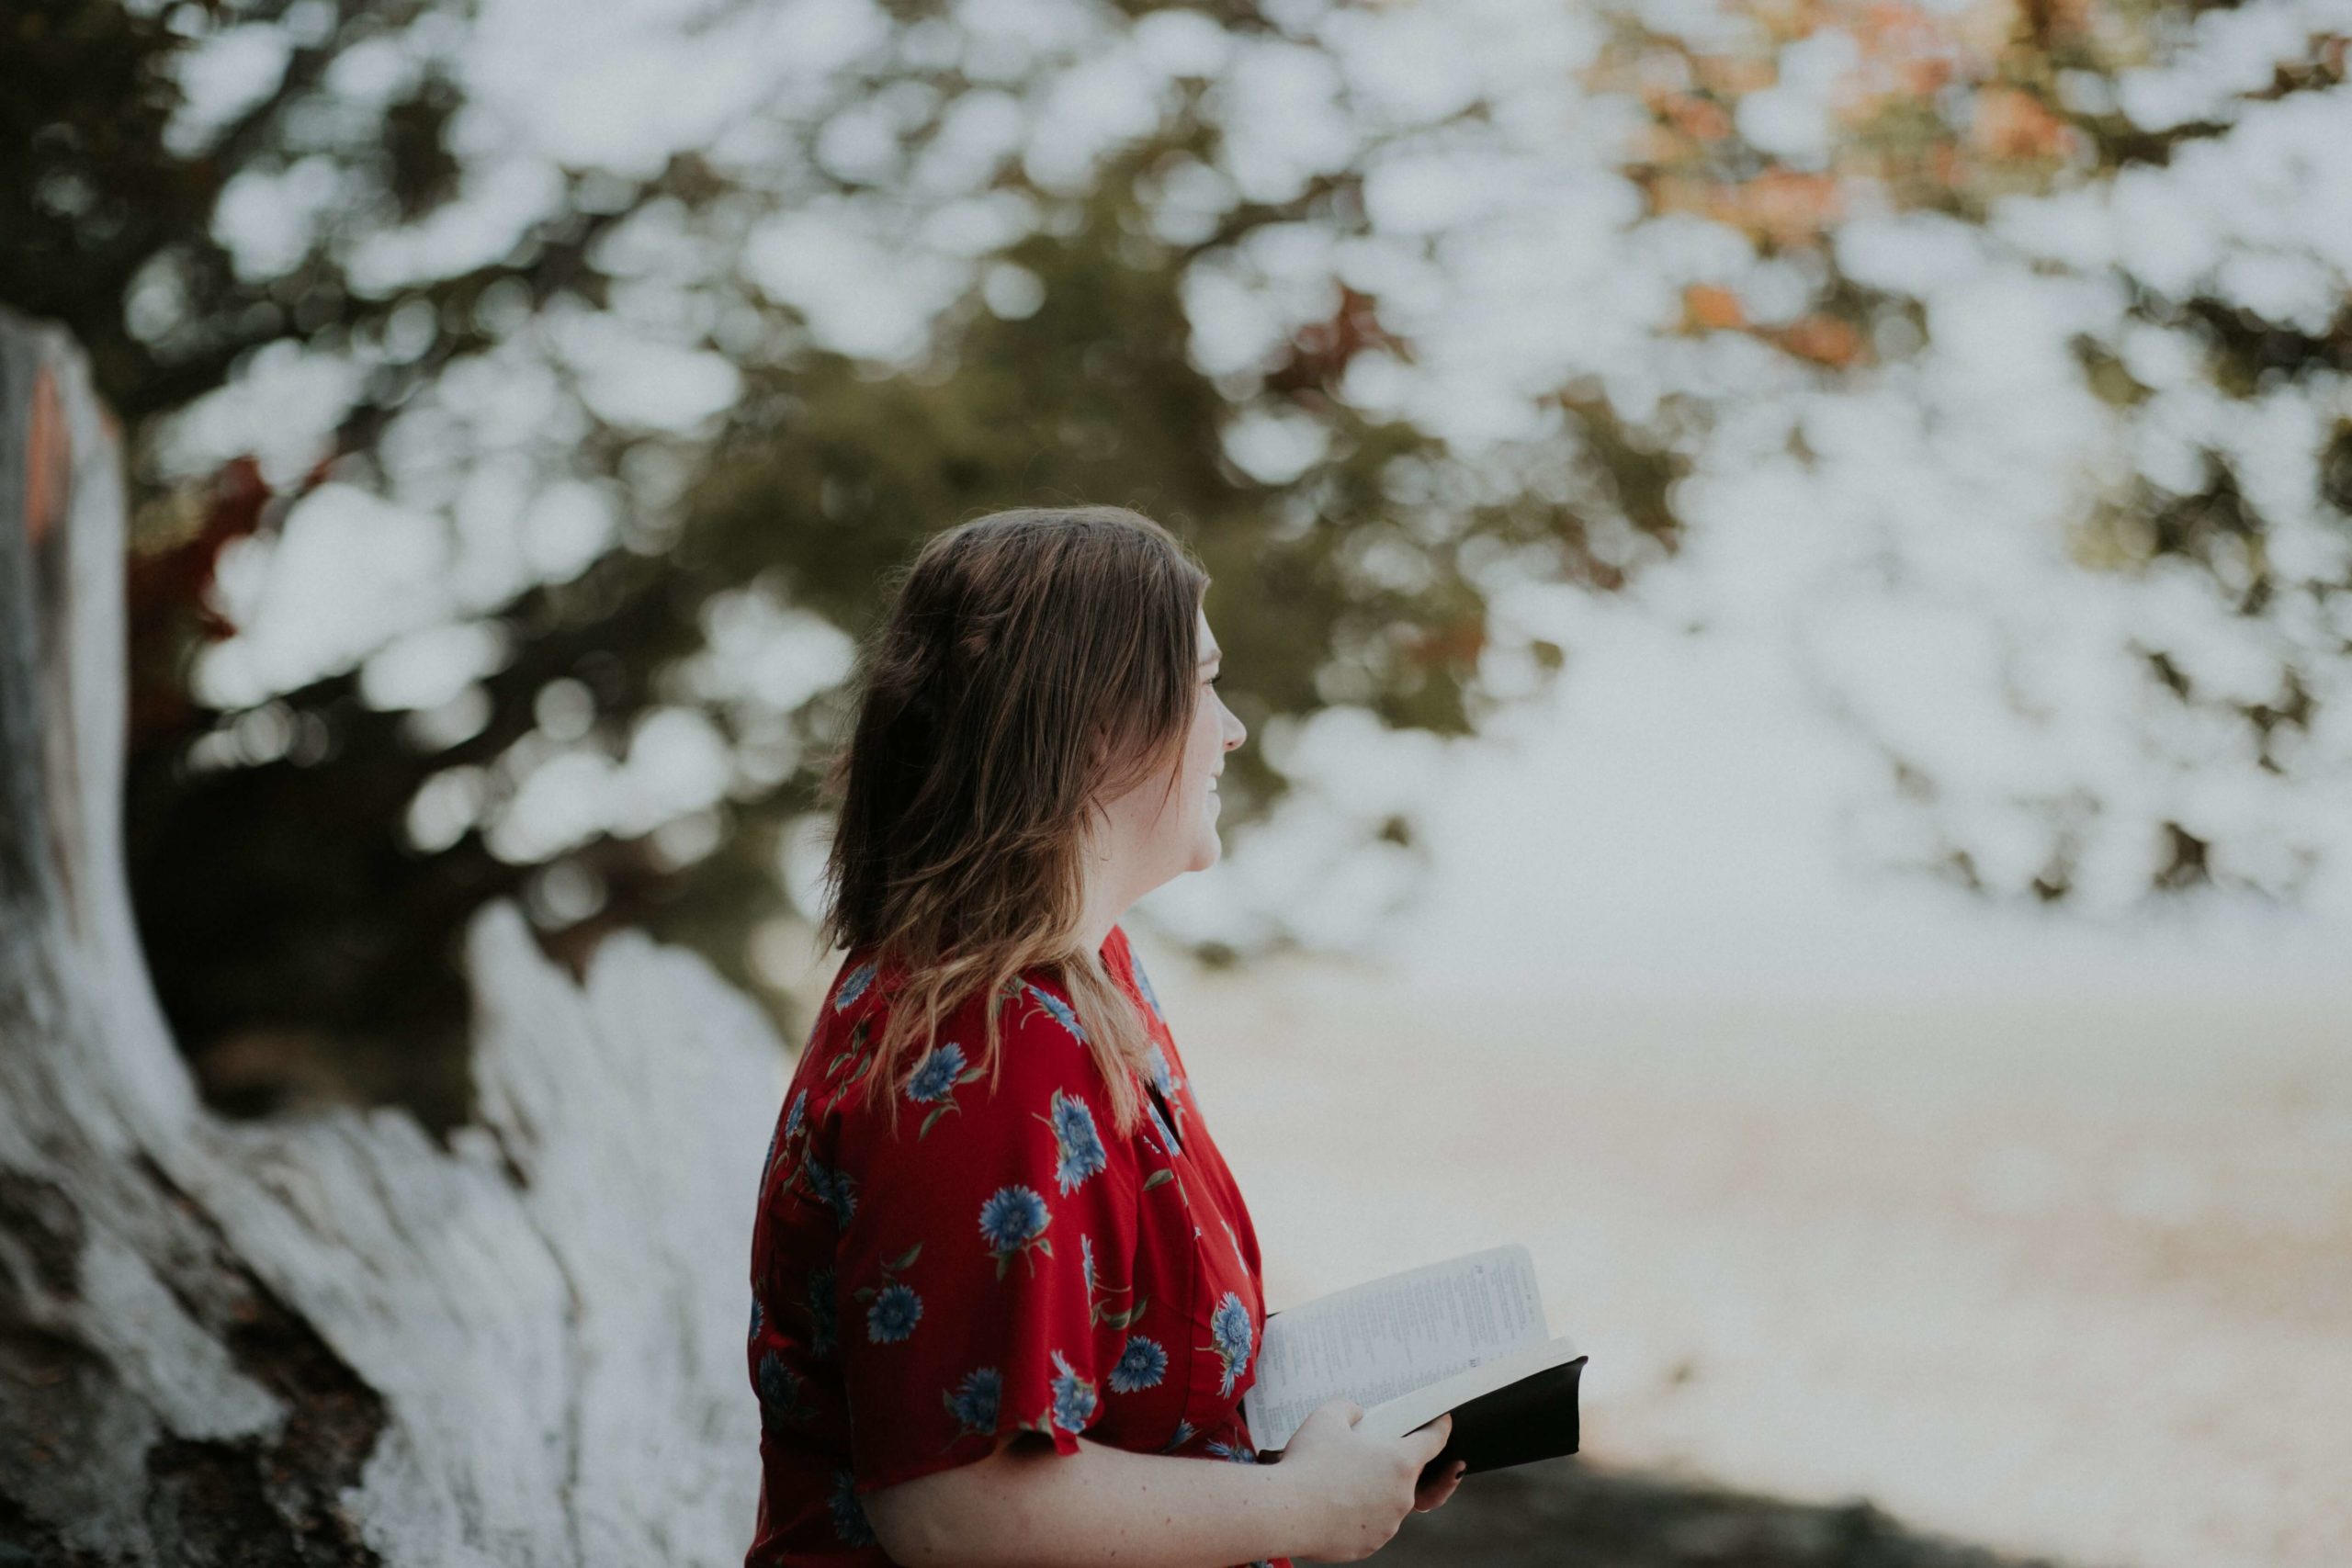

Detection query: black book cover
xmin=1415 ymin=1355 xmax=1586 ymax=1488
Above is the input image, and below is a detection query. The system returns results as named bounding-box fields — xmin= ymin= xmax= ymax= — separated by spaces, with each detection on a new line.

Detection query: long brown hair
xmin=819 ymin=505 xmax=1209 ymax=1137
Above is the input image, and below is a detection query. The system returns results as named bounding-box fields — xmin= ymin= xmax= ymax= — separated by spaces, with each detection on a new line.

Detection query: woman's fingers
xmin=1412 ymin=1461 xmax=1468 ymax=1512
xmin=1290 ymin=1397 xmax=1367 ymax=1448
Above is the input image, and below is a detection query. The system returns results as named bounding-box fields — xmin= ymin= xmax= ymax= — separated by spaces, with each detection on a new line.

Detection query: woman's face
xmin=1097 ymin=604 xmax=1248 ymax=896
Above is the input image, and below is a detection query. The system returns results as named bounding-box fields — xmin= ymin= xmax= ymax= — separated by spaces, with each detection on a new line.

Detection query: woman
xmin=745 ymin=506 xmax=1463 ymax=1567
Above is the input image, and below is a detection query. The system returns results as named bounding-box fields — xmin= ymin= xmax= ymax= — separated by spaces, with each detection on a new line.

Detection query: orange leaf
xmin=1968 ymin=86 xmax=2075 ymax=162
xmin=1663 ymin=93 xmax=1735 ymax=142
xmin=1681 ymin=284 xmax=1747 ymax=333
xmin=1777 ymin=314 xmax=1867 ymax=367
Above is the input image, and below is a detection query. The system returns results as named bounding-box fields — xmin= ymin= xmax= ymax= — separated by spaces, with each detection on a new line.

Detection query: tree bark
xmin=0 ymin=310 xmax=775 ymax=1564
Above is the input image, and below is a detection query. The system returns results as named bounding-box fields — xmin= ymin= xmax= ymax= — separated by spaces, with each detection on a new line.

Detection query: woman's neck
xmin=1076 ymin=838 xmax=1141 ymax=958
xmin=1076 ymin=901 xmax=1125 ymax=959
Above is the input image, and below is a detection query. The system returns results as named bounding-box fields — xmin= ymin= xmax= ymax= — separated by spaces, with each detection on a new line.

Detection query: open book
xmin=1240 ymin=1244 xmax=1584 ymax=1482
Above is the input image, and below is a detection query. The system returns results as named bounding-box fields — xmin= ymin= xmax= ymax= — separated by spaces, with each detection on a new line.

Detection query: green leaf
xmin=854 ymin=1286 xmax=876 ymax=1303
xmin=887 ymin=1243 xmax=922 ymax=1271
xmin=1142 ymin=1168 xmax=1174 ymax=1191
xmin=920 ymin=1105 xmax=948 ymax=1139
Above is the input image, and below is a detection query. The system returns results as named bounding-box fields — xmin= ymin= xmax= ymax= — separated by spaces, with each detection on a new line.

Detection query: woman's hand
xmin=1276 ymin=1400 xmax=1456 ymax=1562
xmin=1411 ymin=1452 xmax=1468 ymax=1515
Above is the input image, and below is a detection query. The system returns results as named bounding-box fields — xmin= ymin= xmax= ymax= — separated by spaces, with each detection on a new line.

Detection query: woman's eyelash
xmin=1208 ymin=674 xmax=1224 ymax=687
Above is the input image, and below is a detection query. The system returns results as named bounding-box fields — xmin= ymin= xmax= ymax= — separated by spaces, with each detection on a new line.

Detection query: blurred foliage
xmin=8 ymin=0 xmax=2347 ymax=1120
xmin=5 ymin=0 xmax=1671 ymax=1122
xmin=1599 ymin=0 xmax=2352 ymax=902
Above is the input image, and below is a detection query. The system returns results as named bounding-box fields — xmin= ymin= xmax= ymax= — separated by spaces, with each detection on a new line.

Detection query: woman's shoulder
xmin=819 ymin=946 xmax=1107 ymax=1095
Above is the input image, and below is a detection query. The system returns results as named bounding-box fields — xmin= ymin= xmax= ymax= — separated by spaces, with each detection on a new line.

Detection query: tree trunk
xmin=0 ymin=310 xmax=775 ymax=1564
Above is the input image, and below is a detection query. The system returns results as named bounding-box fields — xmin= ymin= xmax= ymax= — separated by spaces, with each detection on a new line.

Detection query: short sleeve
xmin=825 ymin=977 xmax=1143 ymax=1495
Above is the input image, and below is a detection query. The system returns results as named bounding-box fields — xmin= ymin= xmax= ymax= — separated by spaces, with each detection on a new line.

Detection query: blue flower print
xmin=1204 ymin=1291 xmax=1253 ymax=1396
xmin=977 ymin=1184 xmax=1052 ymax=1280
xmin=1143 ymin=1043 xmax=1182 ymax=1099
xmin=828 ymin=1468 xmax=875 ymax=1548
xmin=749 ymin=1296 xmax=763 ymax=1339
xmin=1142 ymin=1044 xmax=1187 ymax=1143
xmin=854 ymin=1242 xmax=922 ymax=1340
xmin=905 ymin=1042 xmax=985 ymax=1139
xmin=905 ymin=1042 xmax=965 ymax=1103
xmin=1023 ymin=981 xmax=1087 ymax=1041
xmin=1206 ymin=1436 xmax=1259 ymax=1463
xmin=760 ymin=1087 xmax=808 ymax=1193
xmin=1037 ymin=1088 xmax=1108 ymax=1195
xmin=865 ymin=1281 xmax=922 ymax=1344
xmin=1108 ymin=1336 xmax=1168 ymax=1394
xmin=802 ymin=1156 xmax=856 ymax=1229
xmin=1083 ymin=1233 xmax=1148 ymax=1329
xmin=757 ymin=1350 xmax=813 ymax=1430
xmin=1047 ymin=1088 xmax=1096 ymax=1153
xmin=943 ymin=1366 xmax=1002 ymax=1436
xmin=825 ymin=1168 xmax=856 ymax=1228
xmin=834 ymin=960 xmax=877 ymax=1012
xmin=1143 ymin=1094 xmax=1182 ymax=1155
xmin=1156 ymin=1418 xmax=1197 ymax=1453
xmin=1047 ymin=1349 xmax=1098 ymax=1434
xmin=1131 ymin=949 xmax=1165 ymax=1021
xmin=807 ymin=1265 xmax=839 ymax=1359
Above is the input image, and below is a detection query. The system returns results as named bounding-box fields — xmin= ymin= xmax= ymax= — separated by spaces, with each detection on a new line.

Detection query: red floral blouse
xmin=745 ymin=925 xmax=1290 ymax=1568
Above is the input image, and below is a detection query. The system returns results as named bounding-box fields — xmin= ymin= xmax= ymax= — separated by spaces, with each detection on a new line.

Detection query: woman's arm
xmin=865 ymin=1402 xmax=1454 ymax=1568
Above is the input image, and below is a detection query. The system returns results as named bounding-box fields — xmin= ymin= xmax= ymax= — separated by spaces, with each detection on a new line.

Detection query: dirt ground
xmin=1162 ymin=958 xmax=2352 ymax=1568
xmin=1382 ymin=1457 xmax=2060 ymax=1568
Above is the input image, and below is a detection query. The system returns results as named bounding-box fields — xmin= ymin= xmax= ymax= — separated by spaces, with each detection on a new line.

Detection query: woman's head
xmin=819 ymin=505 xmax=1244 ymax=1132
xmin=1091 ymin=595 xmax=1242 ymax=897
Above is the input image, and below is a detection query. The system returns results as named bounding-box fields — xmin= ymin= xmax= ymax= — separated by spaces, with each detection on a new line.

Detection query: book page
xmin=1243 ymin=1244 xmax=1550 ymax=1451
